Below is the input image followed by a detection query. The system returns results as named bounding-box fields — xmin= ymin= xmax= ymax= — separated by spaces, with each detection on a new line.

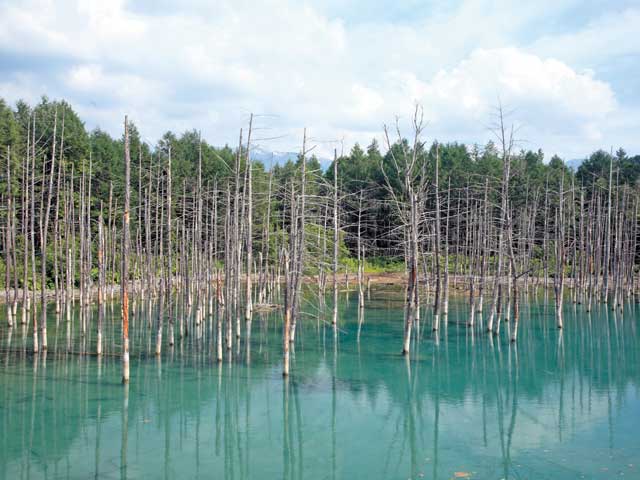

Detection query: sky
xmin=0 ymin=0 xmax=638 ymax=160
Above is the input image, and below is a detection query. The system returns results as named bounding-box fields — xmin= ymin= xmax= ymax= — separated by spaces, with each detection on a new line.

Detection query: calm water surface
xmin=1 ymin=289 xmax=639 ymax=479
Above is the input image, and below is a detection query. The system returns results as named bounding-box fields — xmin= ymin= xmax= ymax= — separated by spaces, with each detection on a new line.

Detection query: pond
xmin=1 ymin=289 xmax=639 ymax=479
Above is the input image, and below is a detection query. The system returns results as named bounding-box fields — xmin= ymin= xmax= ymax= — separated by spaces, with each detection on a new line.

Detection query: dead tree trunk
xmin=97 ymin=206 xmax=105 ymax=355
xmin=39 ymin=107 xmax=58 ymax=351
xmin=21 ymin=117 xmax=30 ymax=326
xmin=5 ymin=146 xmax=14 ymax=327
xmin=282 ymin=248 xmax=291 ymax=376
xmin=554 ymin=174 xmax=565 ymax=329
xmin=602 ymin=152 xmax=613 ymax=302
xmin=122 ymin=116 xmax=131 ymax=384
xmin=289 ymin=129 xmax=307 ymax=345
xmin=30 ymin=114 xmax=38 ymax=351
xmin=167 ymin=145 xmax=174 ymax=347
xmin=432 ymin=143 xmax=442 ymax=331
xmin=357 ymin=189 xmax=365 ymax=310
xmin=488 ymin=106 xmax=513 ymax=334
xmin=332 ymin=150 xmax=339 ymax=326
xmin=381 ymin=107 xmax=427 ymax=355
xmin=245 ymin=114 xmax=254 ymax=325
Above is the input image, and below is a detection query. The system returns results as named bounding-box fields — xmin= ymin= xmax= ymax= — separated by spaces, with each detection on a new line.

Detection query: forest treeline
xmin=1 ymin=96 xmax=639 ymax=371
xmin=1 ymin=96 xmax=638 ymax=284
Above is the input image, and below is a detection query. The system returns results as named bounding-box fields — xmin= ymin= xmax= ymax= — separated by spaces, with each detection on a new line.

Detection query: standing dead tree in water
xmin=245 ymin=114 xmax=254 ymax=327
xmin=332 ymin=150 xmax=339 ymax=327
xmin=281 ymin=177 xmax=297 ymax=376
xmin=382 ymin=107 xmax=429 ymax=355
xmin=29 ymin=114 xmax=37 ymax=349
xmin=20 ymin=116 xmax=31 ymax=328
xmin=39 ymin=108 xmax=58 ymax=350
xmin=122 ymin=116 xmax=131 ymax=384
xmin=232 ymin=130 xmax=243 ymax=340
xmin=356 ymin=189 xmax=365 ymax=310
xmin=487 ymin=105 xmax=515 ymax=336
xmin=282 ymin=246 xmax=292 ymax=376
xmin=439 ymin=177 xmax=451 ymax=318
xmin=288 ymin=129 xmax=309 ymax=346
xmin=155 ymin=146 xmax=170 ymax=355
xmin=554 ymin=173 xmax=566 ymax=329
xmin=602 ymin=152 xmax=613 ymax=303
xmin=97 ymin=205 xmax=105 ymax=356
xmin=258 ymin=163 xmax=273 ymax=306
xmin=166 ymin=144 xmax=174 ymax=347
xmin=432 ymin=142 xmax=442 ymax=331
xmin=281 ymin=129 xmax=313 ymax=375
xmin=4 ymin=146 xmax=15 ymax=327
xmin=5 ymin=100 xmax=640 ymax=372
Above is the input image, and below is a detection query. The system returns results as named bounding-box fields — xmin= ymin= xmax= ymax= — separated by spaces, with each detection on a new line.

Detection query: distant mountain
xmin=250 ymin=147 xmax=298 ymax=168
xmin=566 ymin=158 xmax=583 ymax=170
xmin=251 ymin=146 xmax=584 ymax=173
xmin=250 ymin=146 xmax=332 ymax=171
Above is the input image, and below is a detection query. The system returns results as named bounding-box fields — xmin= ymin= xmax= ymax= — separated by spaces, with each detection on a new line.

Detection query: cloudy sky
xmin=0 ymin=0 xmax=638 ymax=160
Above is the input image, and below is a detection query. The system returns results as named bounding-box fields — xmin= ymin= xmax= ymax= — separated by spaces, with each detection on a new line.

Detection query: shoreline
xmin=0 ymin=272 xmax=598 ymax=306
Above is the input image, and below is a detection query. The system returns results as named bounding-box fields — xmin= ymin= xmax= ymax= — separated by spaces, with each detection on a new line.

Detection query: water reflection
xmin=0 ymin=291 xmax=639 ymax=479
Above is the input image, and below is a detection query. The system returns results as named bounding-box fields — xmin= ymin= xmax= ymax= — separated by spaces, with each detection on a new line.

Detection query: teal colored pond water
xmin=1 ymin=289 xmax=639 ymax=479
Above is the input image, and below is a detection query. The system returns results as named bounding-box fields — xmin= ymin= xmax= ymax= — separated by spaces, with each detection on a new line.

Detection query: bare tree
xmin=122 ymin=116 xmax=131 ymax=384
xmin=382 ymin=106 xmax=429 ymax=355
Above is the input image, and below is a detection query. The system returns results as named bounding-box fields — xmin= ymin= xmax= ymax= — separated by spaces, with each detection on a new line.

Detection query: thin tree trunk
xmin=97 ymin=206 xmax=105 ymax=355
xmin=39 ymin=107 xmax=58 ymax=351
xmin=245 ymin=114 xmax=254 ymax=325
xmin=432 ymin=143 xmax=442 ymax=331
xmin=167 ymin=145 xmax=174 ymax=347
xmin=5 ymin=146 xmax=14 ymax=327
xmin=332 ymin=150 xmax=339 ymax=326
xmin=121 ymin=116 xmax=131 ymax=384
xmin=555 ymin=174 xmax=565 ymax=329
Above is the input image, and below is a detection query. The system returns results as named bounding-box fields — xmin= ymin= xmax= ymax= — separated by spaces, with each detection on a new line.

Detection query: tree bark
xmin=122 ymin=116 xmax=131 ymax=384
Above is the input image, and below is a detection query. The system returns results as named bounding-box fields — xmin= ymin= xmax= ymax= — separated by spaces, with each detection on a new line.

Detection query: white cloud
xmin=344 ymin=48 xmax=616 ymax=155
xmin=426 ymin=48 xmax=615 ymax=122
xmin=530 ymin=8 xmax=640 ymax=67
xmin=0 ymin=0 xmax=636 ymax=160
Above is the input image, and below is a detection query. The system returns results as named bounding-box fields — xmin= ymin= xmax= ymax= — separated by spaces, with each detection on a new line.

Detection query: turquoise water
xmin=1 ymin=289 xmax=639 ymax=479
